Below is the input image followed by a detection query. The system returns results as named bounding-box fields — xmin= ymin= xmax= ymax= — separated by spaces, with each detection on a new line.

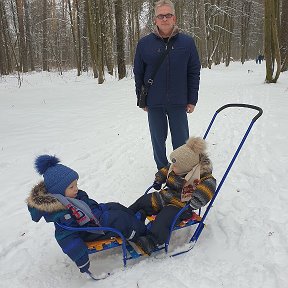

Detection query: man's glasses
xmin=156 ymin=13 xmax=174 ymax=20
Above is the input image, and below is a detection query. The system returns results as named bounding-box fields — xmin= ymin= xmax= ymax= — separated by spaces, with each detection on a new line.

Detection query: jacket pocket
xmin=172 ymin=47 xmax=187 ymax=52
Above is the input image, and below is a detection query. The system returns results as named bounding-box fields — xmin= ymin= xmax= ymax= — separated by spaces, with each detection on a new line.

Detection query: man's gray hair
xmin=154 ymin=0 xmax=175 ymax=16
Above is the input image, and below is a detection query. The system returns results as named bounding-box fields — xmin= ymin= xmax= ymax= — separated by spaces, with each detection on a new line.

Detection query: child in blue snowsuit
xmin=27 ymin=155 xmax=146 ymax=275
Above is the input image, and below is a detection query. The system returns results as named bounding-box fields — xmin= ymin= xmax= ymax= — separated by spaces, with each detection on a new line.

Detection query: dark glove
xmin=79 ymin=260 xmax=90 ymax=273
xmin=180 ymin=206 xmax=194 ymax=221
xmin=152 ymin=181 xmax=162 ymax=190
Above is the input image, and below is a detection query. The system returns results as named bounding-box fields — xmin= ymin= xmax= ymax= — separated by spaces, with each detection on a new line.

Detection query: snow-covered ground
xmin=0 ymin=61 xmax=287 ymax=288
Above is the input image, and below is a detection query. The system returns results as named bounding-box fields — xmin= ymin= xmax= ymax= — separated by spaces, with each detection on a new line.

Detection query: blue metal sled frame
xmin=166 ymin=103 xmax=263 ymax=256
xmin=57 ymin=103 xmax=263 ymax=266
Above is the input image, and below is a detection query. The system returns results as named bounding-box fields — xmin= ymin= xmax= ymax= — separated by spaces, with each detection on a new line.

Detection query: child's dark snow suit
xmin=129 ymin=153 xmax=216 ymax=249
xmin=27 ymin=182 xmax=146 ymax=272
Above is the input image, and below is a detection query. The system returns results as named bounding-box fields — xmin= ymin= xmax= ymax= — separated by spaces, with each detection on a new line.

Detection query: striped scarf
xmin=51 ymin=194 xmax=100 ymax=227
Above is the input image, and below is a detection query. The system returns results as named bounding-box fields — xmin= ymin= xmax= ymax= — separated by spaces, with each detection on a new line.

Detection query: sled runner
xmin=57 ymin=103 xmax=263 ymax=278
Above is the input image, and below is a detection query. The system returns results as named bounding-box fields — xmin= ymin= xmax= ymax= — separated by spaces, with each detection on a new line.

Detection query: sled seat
xmin=176 ymin=211 xmax=202 ymax=227
xmin=84 ymin=212 xmax=202 ymax=256
xmin=57 ymin=210 xmax=202 ymax=266
xmin=56 ymin=222 xmax=145 ymax=266
xmin=85 ymin=237 xmax=123 ymax=254
xmin=147 ymin=211 xmax=202 ymax=229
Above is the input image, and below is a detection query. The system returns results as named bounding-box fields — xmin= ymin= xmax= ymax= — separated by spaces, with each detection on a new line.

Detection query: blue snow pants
xmin=147 ymin=105 xmax=189 ymax=169
xmin=84 ymin=202 xmax=147 ymax=242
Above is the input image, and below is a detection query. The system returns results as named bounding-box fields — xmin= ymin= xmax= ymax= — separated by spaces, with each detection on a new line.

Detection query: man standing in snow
xmin=133 ymin=0 xmax=201 ymax=170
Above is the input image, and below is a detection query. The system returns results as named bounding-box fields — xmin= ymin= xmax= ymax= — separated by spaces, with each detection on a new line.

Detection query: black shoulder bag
xmin=137 ymin=40 xmax=174 ymax=108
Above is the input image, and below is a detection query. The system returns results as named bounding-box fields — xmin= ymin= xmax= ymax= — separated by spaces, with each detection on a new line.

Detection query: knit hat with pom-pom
xmin=34 ymin=155 xmax=79 ymax=195
xmin=169 ymin=137 xmax=206 ymax=174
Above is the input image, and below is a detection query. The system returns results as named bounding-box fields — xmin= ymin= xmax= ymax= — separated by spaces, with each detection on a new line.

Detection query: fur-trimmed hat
xmin=34 ymin=155 xmax=78 ymax=195
xmin=169 ymin=137 xmax=206 ymax=174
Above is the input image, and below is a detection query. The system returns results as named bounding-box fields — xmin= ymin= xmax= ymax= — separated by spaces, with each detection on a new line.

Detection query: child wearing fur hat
xmin=129 ymin=137 xmax=216 ymax=255
xmin=27 ymin=155 xmax=147 ymax=275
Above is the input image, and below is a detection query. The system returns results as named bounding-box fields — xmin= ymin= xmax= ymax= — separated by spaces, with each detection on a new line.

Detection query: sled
xmin=56 ymin=103 xmax=263 ymax=277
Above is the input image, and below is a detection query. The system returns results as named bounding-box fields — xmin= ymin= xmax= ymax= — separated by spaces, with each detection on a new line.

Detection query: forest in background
xmin=0 ymin=0 xmax=287 ymax=83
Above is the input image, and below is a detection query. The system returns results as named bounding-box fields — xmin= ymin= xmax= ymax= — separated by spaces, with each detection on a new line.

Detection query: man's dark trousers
xmin=147 ymin=105 xmax=189 ymax=169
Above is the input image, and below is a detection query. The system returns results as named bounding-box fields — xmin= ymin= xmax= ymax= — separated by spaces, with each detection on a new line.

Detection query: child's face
xmin=64 ymin=180 xmax=78 ymax=198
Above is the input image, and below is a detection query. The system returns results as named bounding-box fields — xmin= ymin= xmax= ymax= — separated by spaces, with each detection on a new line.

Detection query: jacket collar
xmin=26 ymin=181 xmax=66 ymax=213
xmin=153 ymin=25 xmax=179 ymax=40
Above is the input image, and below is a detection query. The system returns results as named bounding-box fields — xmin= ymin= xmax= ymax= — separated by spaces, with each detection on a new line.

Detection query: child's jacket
xmin=27 ymin=182 xmax=106 ymax=270
xmin=26 ymin=182 xmax=146 ymax=271
xmin=153 ymin=153 xmax=217 ymax=210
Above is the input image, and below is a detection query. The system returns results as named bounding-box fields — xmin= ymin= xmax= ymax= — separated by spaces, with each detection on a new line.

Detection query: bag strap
xmin=147 ymin=39 xmax=174 ymax=86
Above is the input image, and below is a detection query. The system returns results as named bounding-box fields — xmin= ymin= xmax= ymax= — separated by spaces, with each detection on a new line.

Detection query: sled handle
xmin=191 ymin=103 xmax=263 ymax=243
xmin=203 ymin=103 xmax=263 ymax=139
xmin=216 ymin=103 xmax=262 ymax=121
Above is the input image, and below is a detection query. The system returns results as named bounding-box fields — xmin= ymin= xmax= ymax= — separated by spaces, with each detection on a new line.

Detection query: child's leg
xmin=135 ymin=205 xmax=181 ymax=255
xmin=129 ymin=193 xmax=161 ymax=216
xmin=148 ymin=205 xmax=181 ymax=245
xmin=99 ymin=209 xmax=147 ymax=242
xmin=103 ymin=202 xmax=136 ymax=216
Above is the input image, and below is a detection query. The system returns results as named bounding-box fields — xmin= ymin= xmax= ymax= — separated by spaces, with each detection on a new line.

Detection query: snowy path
xmin=0 ymin=62 xmax=287 ymax=288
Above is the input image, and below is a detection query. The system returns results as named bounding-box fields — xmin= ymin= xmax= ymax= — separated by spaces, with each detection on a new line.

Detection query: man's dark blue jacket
xmin=134 ymin=30 xmax=201 ymax=107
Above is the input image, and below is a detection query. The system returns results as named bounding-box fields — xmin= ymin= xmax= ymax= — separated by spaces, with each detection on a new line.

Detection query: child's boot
xmin=136 ymin=235 xmax=157 ymax=255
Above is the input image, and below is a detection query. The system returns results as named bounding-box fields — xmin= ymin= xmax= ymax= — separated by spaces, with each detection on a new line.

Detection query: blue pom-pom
xmin=35 ymin=155 xmax=60 ymax=175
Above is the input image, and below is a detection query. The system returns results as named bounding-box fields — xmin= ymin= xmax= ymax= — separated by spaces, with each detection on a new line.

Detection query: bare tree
xmin=223 ymin=1 xmax=234 ymax=67
xmin=240 ymin=0 xmax=252 ymax=64
xmin=264 ymin=0 xmax=281 ymax=83
xmin=114 ymin=0 xmax=126 ymax=79
xmin=175 ymin=0 xmax=185 ymax=29
xmin=198 ymin=0 xmax=208 ymax=68
xmin=82 ymin=0 xmax=89 ymax=72
xmin=94 ymin=0 xmax=104 ymax=83
xmin=75 ymin=0 xmax=82 ymax=74
xmin=67 ymin=0 xmax=81 ymax=76
xmin=0 ymin=0 xmax=12 ymax=75
xmin=42 ymin=0 xmax=48 ymax=71
xmin=16 ymin=0 xmax=28 ymax=72
xmin=280 ymin=0 xmax=288 ymax=71
xmin=86 ymin=0 xmax=99 ymax=79
xmin=24 ymin=0 xmax=34 ymax=71
xmin=1 ymin=0 xmax=283 ymax=77
xmin=103 ymin=0 xmax=114 ymax=75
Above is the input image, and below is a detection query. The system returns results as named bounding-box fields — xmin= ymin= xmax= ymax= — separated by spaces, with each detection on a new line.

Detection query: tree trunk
xmin=24 ymin=0 xmax=34 ymax=71
xmin=75 ymin=0 xmax=82 ymax=74
xmin=127 ymin=0 xmax=134 ymax=65
xmin=240 ymin=0 xmax=251 ymax=64
xmin=175 ymin=0 xmax=184 ymax=29
xmin=103 ymin=0 xmax=114 ymax=75
xmin=94 ymin=0 xmax=104 ymax=83
xmin=82 ymin=0 xmax=88 ymax=72
xmin=198 ymin=0 xmax=208 ymax=68
xmin=16 ymin=0 xmax=28 ymax=72
xmin=86 ymin=0 xmax=98 ymax=79
xmin=280 ymin=0 xmax=288 ymax=71
xmin=264 ymin=0 xmax=281 ymax=83
xmin=42 ymin=0 xmax=48 ymax=71
xmin=0 ymin=1 xmax=13 ymax=74
xmin=114 ymin=0 xmax=126 ymax=80
xmin=0 ymin=1 xmax=6 ymax=75
xmin=67 ymin=0 xmax=81 ymax=76
xmin=224 ymin=0 xmax=233 ymax=67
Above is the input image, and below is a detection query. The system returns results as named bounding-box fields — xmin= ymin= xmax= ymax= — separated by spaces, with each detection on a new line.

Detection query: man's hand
xmin=142 ymin=107 xmax=148 ymax=112
xmin=186 ymin=104 xmax=195 ymax=113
